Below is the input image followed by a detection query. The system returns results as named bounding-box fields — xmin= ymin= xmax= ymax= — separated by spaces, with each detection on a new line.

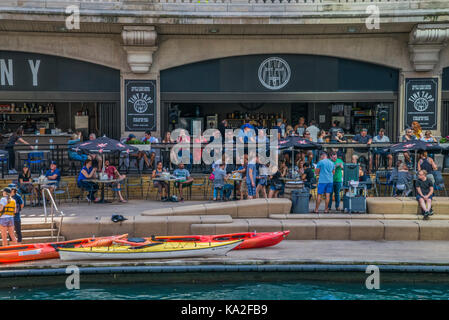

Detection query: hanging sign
xmin=125 ymin=79 xmax=157 ymax=131
xmin=405 ymin=78 xmax=438 ymax=130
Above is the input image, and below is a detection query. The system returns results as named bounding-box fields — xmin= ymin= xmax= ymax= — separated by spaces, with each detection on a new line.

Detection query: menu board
xmin=405 ymin=78 xmax=438 ymax=130
xmin=125 ymin=80 xmax=156 ymax=131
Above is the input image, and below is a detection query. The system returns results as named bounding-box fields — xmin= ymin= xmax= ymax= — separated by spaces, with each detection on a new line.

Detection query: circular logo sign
xmin=128 ymin=93 xmax=153 ymax=114
xmin=258 ymin=57 xmax=291 ymax=90
xmin=413 ymin=97 xmax=429 ymax=112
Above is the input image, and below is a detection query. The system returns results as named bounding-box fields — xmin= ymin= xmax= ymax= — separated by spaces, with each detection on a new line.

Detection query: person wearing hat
xmin=18 ymin=163 xmax=37 ymax=205
xmin=9 ymin=186 xmax=23 ymax=243
xmin=45 ymin=161 xmax=61 ymax=193
xmin=0 ymin=187 xmax=18 ymax=246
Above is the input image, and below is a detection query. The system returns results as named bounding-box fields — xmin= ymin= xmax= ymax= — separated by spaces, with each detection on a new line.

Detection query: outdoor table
xmin=153 ymin=176 xmax=182 ymax=201
xmin=228 ymin=177 xmax=243 ymax=200
xmin=32 ymin=179 xmax=58 ymax=206
xmin=90 ymin=178 xmax=123 ymax=203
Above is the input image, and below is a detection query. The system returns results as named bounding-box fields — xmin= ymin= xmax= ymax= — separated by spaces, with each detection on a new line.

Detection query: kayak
xmin=57 ymin=240 xmax=243 ymax=261
xmin=0 ymin=234 xmax=128 ymax=264
xmin=114 ymin=231 xmax=290 ymax=250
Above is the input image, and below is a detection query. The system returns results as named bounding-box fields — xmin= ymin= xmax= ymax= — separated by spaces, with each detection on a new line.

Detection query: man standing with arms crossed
xmin=314 ymin=152 xmax=335 ymax=213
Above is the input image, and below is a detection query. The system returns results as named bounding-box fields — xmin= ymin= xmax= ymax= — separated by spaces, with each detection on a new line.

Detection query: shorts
xmin=416 ymin=195 xmax=433 ymax=201
xmin=317 ymin=183 xmax=333 ymax=195
xmin=0 ymin=217 xmax=14 ymax=227
xmin=175 ymin=181 xmax=192 ymax=188
xmin=247 ymin=181 xmax=256 ymax=196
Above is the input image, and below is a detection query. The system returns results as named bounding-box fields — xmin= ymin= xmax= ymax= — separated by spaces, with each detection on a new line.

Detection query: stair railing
xmin=41 ymin=187 xmax=64 ymax=241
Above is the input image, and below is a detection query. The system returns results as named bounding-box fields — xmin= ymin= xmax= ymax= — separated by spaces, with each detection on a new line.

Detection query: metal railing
xmin=41 ymin=187 xmax=64 ymax=241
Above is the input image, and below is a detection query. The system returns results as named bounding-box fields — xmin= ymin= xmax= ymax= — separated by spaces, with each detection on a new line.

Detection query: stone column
xmin=120 ymin=26 xmax=160 ymax=138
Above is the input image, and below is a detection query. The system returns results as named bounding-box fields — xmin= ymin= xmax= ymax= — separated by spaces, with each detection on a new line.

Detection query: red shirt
xmin=105 ymin=166 xmax=117 ymax=179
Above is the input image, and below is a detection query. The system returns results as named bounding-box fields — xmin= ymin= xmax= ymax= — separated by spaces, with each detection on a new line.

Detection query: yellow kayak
xmin=57 ymin=240 xmax=243 ymax=261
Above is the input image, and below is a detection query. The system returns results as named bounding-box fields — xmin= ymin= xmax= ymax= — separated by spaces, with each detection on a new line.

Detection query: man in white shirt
xmin=305 ymin=120 xmax=320 ymax=142
xmin=373 ymin=128 xmax=392 ymax=169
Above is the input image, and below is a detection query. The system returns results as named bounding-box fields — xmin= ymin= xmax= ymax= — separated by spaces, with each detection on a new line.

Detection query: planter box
xmin=132 ymin=144 xmax=152 ymax=151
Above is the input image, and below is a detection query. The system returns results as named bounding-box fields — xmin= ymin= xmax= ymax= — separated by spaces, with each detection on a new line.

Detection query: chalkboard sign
xmin=405 ymin=78 xmax=438 ymax=130
xmin=125 ymin=80 xmax=156 ymax=131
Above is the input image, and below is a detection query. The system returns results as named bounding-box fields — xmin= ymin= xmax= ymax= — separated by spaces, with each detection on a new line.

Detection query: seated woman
xmin=268 ymin=160 xmax=288 ymax=198
xmin=417 ymin=151 xmax=438 ymax=185
xmin=77 ymin=159 xmax=100 ymax=203
xmin=104 ymin=160 xmax=127 ymax=203
xmin=18 ymin=164 xmax=38 ymax=206
xmin=152 ymin=161 xmax=169 ymax=201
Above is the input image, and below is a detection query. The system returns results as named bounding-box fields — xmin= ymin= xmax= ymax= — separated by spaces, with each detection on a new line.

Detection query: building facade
xmin=0 ymin=0 xmax=448 ymax=141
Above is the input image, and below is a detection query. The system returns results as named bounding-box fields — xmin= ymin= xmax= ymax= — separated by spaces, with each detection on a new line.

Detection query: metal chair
xmin=126 ymin=176 xmax=143 ymax=200
xmin=26 ymin=152 xmax=45 ymax=174
xmin=191 ymin=177 xmax=208 ymax=200
xmin=54 ymin=181 xmax=70 ymax=205
xmin=374 ymin=170 xmax=393 ymax=197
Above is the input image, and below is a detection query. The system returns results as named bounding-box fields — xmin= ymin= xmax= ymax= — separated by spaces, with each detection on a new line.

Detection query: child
xmin=0 ymin=188 xmax=18 ymax=246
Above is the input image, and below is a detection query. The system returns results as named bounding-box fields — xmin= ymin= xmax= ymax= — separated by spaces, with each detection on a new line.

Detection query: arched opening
xmin=160 ymin=54 xmax=399 ymax=140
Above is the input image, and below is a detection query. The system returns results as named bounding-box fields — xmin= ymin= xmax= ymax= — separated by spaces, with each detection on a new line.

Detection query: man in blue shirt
xmin=45 ymin=161 xmax=61 ymax=192
xmin=314 ymin=152 xmax=335 ymax=213
xmin=246 ymin=153 xmax=258 ymax=199
xmin=173 ymin=162 xmax=194 ymax=202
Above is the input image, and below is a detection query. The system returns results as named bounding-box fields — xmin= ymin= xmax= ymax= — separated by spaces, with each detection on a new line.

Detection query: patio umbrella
xmin=278 ymin=136 xmax=323 ymax=176
xmin=278 ymin=136 xmax=323 ymax=150
xmin=69 ymin=136 xmax=139 ymax=172
xmin=388 ymin=140 xmax=441 ymax=171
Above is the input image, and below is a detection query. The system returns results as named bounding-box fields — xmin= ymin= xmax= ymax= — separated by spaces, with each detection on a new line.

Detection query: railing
xmin=41 ymin=187 xmax=64 ymax=241
xmin=1 ymin=141 xmax=447 ymax=176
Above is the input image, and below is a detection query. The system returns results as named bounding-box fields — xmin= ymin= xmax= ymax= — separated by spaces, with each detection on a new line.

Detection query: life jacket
xmin=1 ymin=198 xmax=15 ymax=217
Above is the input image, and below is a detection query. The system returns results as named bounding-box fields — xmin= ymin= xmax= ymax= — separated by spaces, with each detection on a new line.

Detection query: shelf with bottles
xmin=0 ymin=103 xmax=55 ymax=115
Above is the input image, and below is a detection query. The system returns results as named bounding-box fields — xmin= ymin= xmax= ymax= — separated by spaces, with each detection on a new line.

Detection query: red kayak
xmin=114 ymin=231 xmax=290 ymax=250
xmin=0 ymin=234 xmax=128 ymax=264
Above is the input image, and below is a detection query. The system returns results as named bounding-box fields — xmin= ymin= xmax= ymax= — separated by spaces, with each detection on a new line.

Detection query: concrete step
xmin=21 ymin=222 xmax=55 ymax=230
xmin=21 ymin=228 xmax=58 ymax=237
xmin=269 ymin=214 xmax=449 ymax=220
xmin=20 ymin=236 xmax=65 ymax=244
xmin=192 ymin=218 xmax=449 ymax=241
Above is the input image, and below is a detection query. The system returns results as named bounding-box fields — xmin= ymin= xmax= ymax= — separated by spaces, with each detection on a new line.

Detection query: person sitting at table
xmin=104 ymin=160 xmax=127 ymax=203
xmin=45 ymin=161 xmax=61 ymax=192
xmin=416 ymin=169 xmax=434 ymax=218
xmin=213 ymin=163 xmax=233 ymax=201
xmin=268 ymin=160 xmax=288 ymax=198
xmin=301 ymin=162 xmax=316 ymax=190
xmin=18 ymin=164 xmax=38 ymax=206
xmin=173 ymin=162 xmax=194 ymax=202
xmin=77 ymin=159 xmax=100 ymax=203
xmin=152 ymin=161 xmax=169 ymax=201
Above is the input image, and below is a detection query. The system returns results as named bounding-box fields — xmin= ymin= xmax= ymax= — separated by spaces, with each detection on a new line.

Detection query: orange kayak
xmin=0 ymin=234 xmax=128 ymax=263
xmin=114 ymin=231 xmax=290 ymax=250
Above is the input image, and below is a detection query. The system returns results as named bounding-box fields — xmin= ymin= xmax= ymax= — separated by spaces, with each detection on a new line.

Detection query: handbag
xmin=209 ymin=173 xmax=215 ymax=181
